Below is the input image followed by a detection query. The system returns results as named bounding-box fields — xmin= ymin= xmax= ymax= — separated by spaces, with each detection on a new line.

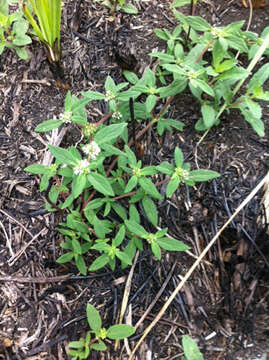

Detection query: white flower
xmin=73 ymin=159 xmax=90 ymax=175
xmin=112 ymin=111 xmax=122 ymax=120
xmin=59 ymin=111 xmax=72 ymax=123
xmin=104 ymin=90 xmax=116 ymax=101
xmin=82 ymin=141 xmax=101 ymax=160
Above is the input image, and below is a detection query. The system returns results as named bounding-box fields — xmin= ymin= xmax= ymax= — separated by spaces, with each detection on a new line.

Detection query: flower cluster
xmin=104 ymin=90 xmax=116 ymax=101
xmin=83 ymin=123 xmax=97 ymax=137
xmin=59 ymin=111 xmax=72 ymax=123
xmin=112 ymin=111 xmax=122 ymax=120
xmin=82 ymin=141 xmax=101 ymax=160
xmin=73 ymin=159 xmax=90 ymax=175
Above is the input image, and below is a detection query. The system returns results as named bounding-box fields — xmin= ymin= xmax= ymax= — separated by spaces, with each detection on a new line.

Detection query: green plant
xmin=0 ymin=0 xmax=32 ymax=59
xmin=181 ymin=335 xmax=204 ymax=360
xmin=22 ymin=0 xmax=62 ymax=63
xmin=68 ymin=303 xmax=135 ymax=359
xmin=150 ymin=10 xmax=269 ymax=136
xmin=93 ymin=0 xmax=138 ymax=16
xmin=25 ymin=75 xmax=220 ymax=274
xmin=171 ymin=0 xmax=205 ymax=9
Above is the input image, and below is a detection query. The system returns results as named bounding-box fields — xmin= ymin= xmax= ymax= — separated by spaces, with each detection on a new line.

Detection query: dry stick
xmin=128 ymin=171 xmax=269 ymax=360
xmin=134 ymin=258 xmax=178 ymax=330
xmin=0 ymin=209 xmax=45 ymax=265
xmin=114 ymin=251 xmax=139 ymax=351
xmin=0 ymin=275 xmax=71 ymax=283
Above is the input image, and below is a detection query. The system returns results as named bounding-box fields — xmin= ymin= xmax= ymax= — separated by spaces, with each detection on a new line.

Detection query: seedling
xmin=181 ymin=335 xmax=204 ymax=360
xmin=68 ymin=304 xmax=135 ymax=359
xmin=93 ymin=0 xmax=138 ymax=16
xmin=0 ymin=0 xmax=32 ymax=59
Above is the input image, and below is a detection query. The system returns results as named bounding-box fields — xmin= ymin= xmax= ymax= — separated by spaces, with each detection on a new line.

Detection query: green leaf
xmin=89 ymin=254 xmax=110 ymax=271
xmin=245 ymin=98 xmax=262 ymax=120
xmin=121 ymin=3 xmax=138 ymax=14
xmin=72 ymin=174 xmax=86 ymax=199
xmin=82 ymin=91 xmax=105 ymax=101
xmin=166 ymin=177 xmax=181 ymax=197
xmin=24 ymin=164 xmax=51 ymax=175
xmin=124 ymin=220 xmax=147 ymax=237
xmin=215 ymin=59 xmax=237 ymax=73
xmin=159 ymin=79 xmax=188 ymax=98
xmin=48 ymin=145 xmax=77 ymax=166
xmin=146 ymin=94 xmax=157 ymax=113
xmin=75 ymin=254 xmax=87 ymax=275
xmin=94 ymin=123 xmax=127 ymax=145
xmin=190 ymin=79 xmax=214 ymax=97
xmin=170 ymin=0 xmax=191 ymax=8
xmin=111 ymin=202 xmax=127 ymax=220
xmin=149 ymin=52 xmax=175 ymax=62
xmin=56 ymin=252 xmax=74 ymax=263
xmin=218 ymin=66 xmax=248 ymax=82
xmin=142 ymin=196 xmax=158 ymax=227
xmin=162 ymin=63 xmax=185 ymax=76
xmin=240 ymin=108 xmax=265 ymax=137
xmin=157 ymin=237 xmax=190 ymax=251
xmin=154 ymin=28 xmax=169 ymax=41
xmin=248 ymin=63 xmax=269 ymax=88
xmin=201 ymin=104 xmax=216 ymax=129
xmin=144 ymin=68 xmax=156 ymax=87
xmin=116 ymin=251 xmax=132 ymax=265
xmin=14 ymin=45 xmax=29 ymax=60
xmin=212 ymin=39 xmax=225 ymax=68
xmin=226 ymin=35 xmax=248 ymax=53
xmin=124 ymin=145 xmax=137 ymax=167
xmin=129 ymin=204 xmax=140 ymax=224
xmin=182 ymin=335 xmax=204 ymax=360
xmin=189 ymin=169 xmax=220 ymax=182
xmin=107 ymin=324 xmax=135 ymax=340
xmin=88 ymin=173 xmax=114 ymax=196
xmin=138 ymin=177 xmax=162 ymax=200
xmin=156 ymin=161 xmax=174 ymax=176
xmin=91 ymin=341 xmax=107 ymax=351
xmin=93 ymin=216 xmax=109 ymax=239
xmin=123 ymin=70 xmax=139 ymax=84
xmin=151 ymin=242 xmax=161 ymax=260
xmin=125 ymin=175 xmax=138 ymax=193
xmin=35 ymin=119 xmax=63 ymax=132
xmin=72 ymin=238 xmax=82 ymax=254
xmin=68 ymin=338 xmax=85 ymax=349
xmin=186 ymin=16 xmax=211 ymax=31
xmin=140 ymin=167 xmax=157 ymax=177
xmin=113 ymin=226 xmax=125 ymax=247
xmin=105 ymin=76 xmax=117 ymax=93
xmin=86 ymin=304 xmax=102 ymax=332
xmin=174 ymin=147 xmax=184 ymax=168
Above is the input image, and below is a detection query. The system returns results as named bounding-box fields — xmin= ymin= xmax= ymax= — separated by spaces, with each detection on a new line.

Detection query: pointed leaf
xmin=88 ymin=173 xmax=114 ymax=196
xmin=157 ymin=238 xmax=190 ymax=251
xmin=107 ymin=324 xmax=135 ymax=340
xmin=86 ymin=304 xmax=102 ymax=332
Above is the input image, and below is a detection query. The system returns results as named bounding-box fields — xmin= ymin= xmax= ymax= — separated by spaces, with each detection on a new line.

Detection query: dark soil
xmin=0 ymin=0 xmax=269 ymax=359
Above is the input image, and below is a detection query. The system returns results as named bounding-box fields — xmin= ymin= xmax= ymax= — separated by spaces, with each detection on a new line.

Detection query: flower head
xmin=105 ymin=90 xmax=116 ymax=101
xmin=112 ymin=111 xmax=122 ymax=120
xmin=59 ymin=111 xmax=72 ymax=123
xmin=73 ymin=159 xmax=90 ymax=175
xmin=82 ymin=141 xmax=101 ymax=160
xmin=83 ymin=123 xmax=97 ymax=137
